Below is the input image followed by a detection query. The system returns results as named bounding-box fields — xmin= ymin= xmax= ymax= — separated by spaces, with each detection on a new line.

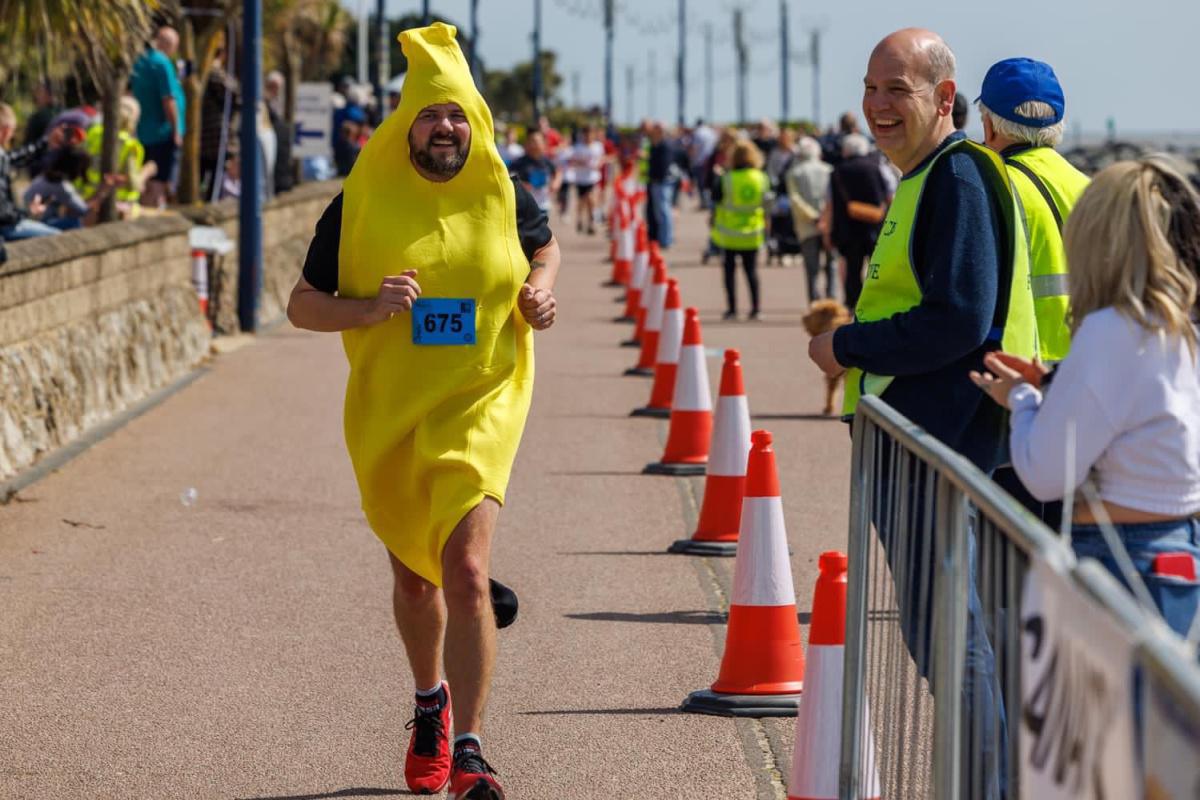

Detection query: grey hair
xmin=979 ymin=100 xmax=1065 ymax=147
xmin=796 ymin=136 xmax=821 ymax=162
xmin=842 ymin=133 xmax=871 ymax=158
xmin=925 ymin=40 xmax=956 ymax=84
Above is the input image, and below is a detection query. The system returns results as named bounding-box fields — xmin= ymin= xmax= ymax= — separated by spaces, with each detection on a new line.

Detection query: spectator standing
xmin=765 ymin=127 xmax=796 ymax=190
xmin=130 ymin=26 xmax=186 ymax=207
xmin=785 ymin=136 xmax=835 ymax=303
xmin=953 ymin=92 xmax=970 ymax=131
xmin=978 ymin=57 xmax=1090 ymax=530
xmin=808 ymin=31 xmax=1038 ymax=798
xmin=828 ymin=133 xmax=889 ymax=308
xmin=510 ymin=130 xmax=558 ymax=215
xmin=820 ymin=111 xmax=859 ymax=166
xmin=646 ymin=122 xmax=679 ymax=248
xmin=712 ymin=140 xmax=771 ymax=319
xmin=24 ymin=81 xmax=61 ymax=146
xmin=266 ymin=76 xmax=295 ymax=194
xmin=0 ymin=103 xmax=62 ymax=240
xmin=200 ymin=47 xmax=239 ymax=199
xmin=690 ymin=117 xmax=718 ymax=208
xmin=538 ymin=114 xmax=562 ymax=158
xmin=334 ymin=105 xmax=366 ymax=177
xmin=972 ymin=156 xmax=1200 ymax=636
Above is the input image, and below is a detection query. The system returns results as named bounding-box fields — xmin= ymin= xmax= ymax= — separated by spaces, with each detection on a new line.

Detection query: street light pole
xmin=238 ymin=0 xmax=262 ymax=333
xmin=704 ymin=22 xmax=712 ymax=122
xmin=604 ymin=0 xmax=614 ymax=125
xmin=780 ymin=0 xmax=790 ymax=123
xmin=469 ymin=0 xmax=480 ymax=86
xmin=375 ymin=0 xmax=388 ymax=115
xmin=531 ymin=0 xmax=543 ymax=121
xmin=676 ymin=0 xmax=686 ymax=127
xmin=357 ymin=0 xmax=368 ymax=85
xmin=423 ymin=0 xmax=431 ymax=25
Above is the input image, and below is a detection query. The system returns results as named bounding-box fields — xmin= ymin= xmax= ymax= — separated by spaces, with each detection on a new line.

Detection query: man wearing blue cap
xmin=979 ymin=57 xmax=1090 ymax=530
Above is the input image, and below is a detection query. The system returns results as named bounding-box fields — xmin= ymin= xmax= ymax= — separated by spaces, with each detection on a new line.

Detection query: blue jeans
xmin=1071 ymin=518 xmax=1200 ymax=638
xmin=649 ymin=181 xmax=675 ymax=249
xmin=874 ymin=456 xmax=1006 ymax=799
xmin=0 ymin=218 xmax=61 ymax=240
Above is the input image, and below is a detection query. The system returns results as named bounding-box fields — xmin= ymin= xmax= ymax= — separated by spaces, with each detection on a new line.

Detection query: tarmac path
xmin=0 ymin=201 xmax=852 ymax=799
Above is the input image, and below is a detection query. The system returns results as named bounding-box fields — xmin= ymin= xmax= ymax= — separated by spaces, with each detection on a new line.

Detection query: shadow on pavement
xmin=519 ymin=707 xmax=682 ymax=716
xmin=558 ymin=550 xmax=674 ymax=557
xmin=752 ymin=412 xmax=842 ymax=422
xmin=546 ymin=470 xmax=645 ymax=477
xmin=236 ymin=788 xmax=410 ymax=800
xmin=565 ymin=610 xmax=726 ymax=625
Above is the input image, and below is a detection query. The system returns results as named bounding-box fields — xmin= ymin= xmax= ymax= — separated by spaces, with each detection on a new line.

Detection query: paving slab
xmin=0 ymin=201 xmax=852 ymax=799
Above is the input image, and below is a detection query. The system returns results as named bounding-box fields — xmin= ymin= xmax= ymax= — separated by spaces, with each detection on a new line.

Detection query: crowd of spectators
xmin=0 ymin=24 xmax=298 ymax=248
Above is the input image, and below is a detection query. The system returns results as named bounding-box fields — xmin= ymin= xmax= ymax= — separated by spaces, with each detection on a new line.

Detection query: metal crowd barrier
xmin=837 ymin=395 xmax=1200 ymax=800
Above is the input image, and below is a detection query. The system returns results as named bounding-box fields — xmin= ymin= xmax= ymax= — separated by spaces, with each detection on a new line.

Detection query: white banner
xmin=1020 ymin=560 xmax=1140 ymax=799
xmin=1143 ymin=674 xmax=1200 ymax=799
xmin=294 ymin=83 xmax=333 ymax=160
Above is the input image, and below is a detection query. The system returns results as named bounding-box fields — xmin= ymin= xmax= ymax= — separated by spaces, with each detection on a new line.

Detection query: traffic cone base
xmin=624 ymin=365 xmax=654 ymax=377
xmin=643 ymin=459 xmax=706 ymax=476
xmin=620 ymin=339 xmax=641 ymax=348
xmin=667 ymin=538 xmax=737 ymax=556
xmin=679 ymin=688 xmax=800 ymax=718
xmin=630 ymin=406 xmax=670 ymax=419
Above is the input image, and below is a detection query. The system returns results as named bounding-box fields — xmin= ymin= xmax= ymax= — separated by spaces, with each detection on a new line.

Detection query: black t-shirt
xmin=302 ymin=174 xmax=554 ymax=294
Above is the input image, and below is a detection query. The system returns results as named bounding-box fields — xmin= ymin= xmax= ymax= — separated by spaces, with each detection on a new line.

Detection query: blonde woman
xmin=972 ymin=156 xmax=1200 ymax=635
xmin=711 ymin=139 xmax=771 ymax=319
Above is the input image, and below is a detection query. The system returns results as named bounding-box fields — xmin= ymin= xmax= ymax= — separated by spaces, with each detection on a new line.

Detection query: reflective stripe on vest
xmin=711 ymin=168 xmax=767 ymax=251
xmin=1006 ymin=146 xmax=1090 ymax=363
xmin=841 ymin=139 xmax=1038 ymax=417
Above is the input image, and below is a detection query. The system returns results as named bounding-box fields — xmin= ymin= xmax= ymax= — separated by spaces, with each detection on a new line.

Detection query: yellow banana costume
xmin=338 ymin=23 xmax=534 ymax=585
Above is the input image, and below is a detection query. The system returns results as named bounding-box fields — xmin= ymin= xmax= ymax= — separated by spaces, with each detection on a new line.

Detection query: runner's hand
xmin=369 ymin=270 xmax=421 ymax=323
xmin=518 ymin=284 xmax=556 ymax=330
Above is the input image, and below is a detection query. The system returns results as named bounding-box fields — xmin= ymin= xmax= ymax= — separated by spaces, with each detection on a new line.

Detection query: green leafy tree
xmin=483 ymin=51 xmax=564 ymax=125
xmin=0 ymin=0 xmax=159 ymax=221
xmin=265 ymin=0 xmax=353 ymax=126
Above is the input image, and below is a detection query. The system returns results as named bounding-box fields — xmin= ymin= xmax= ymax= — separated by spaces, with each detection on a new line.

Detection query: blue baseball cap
xmin=977 ymin=58 xmax=1064 ymax=128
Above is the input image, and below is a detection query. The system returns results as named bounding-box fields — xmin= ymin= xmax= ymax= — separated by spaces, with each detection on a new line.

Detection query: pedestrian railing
xmin=838 ymin=395 xmax=1200 ymax=800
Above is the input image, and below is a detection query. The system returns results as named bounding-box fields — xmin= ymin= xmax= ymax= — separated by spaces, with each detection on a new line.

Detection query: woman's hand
xmin=518 ymin=284 xmax=556 ymax=330
xmin=988 ymin=351 xmax=1049 ymax=389
xmin=970 ymin=351 xmax=1031 ymax=410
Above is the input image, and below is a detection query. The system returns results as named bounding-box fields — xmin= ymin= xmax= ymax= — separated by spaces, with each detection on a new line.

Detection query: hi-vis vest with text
xmin=711 ymin=168 xmax=769 ymax=251
xmin=77 ymin=125 xmax=144 ymax=203
xmin=841 ymin=139 xmax=1037 ymax=417
xmin=1006 ymin=146 xmax=1090 ymax=363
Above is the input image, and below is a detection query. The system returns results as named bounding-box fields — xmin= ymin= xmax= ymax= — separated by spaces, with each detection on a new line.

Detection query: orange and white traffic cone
xmin=681 ymin=430 xmax=804 ymax=715
xmin=617 ymin=223 xmax=649 ymax=323
xmin=632 ymin=278 xmax=682 ymax=418
xmin=625 ymin=260 xmax=667 ymax=376
xmin=619 ymin=245 xmax=657 ymax=347
xmin=669 ymin=348 xmax=751 ymax=554
xmin=644 ymin=308 xmax=712 ymax=475
xmin=606 ymin=205 xmax=633 ymax=287
xmin=191 ymin=249 xmax=210 ymax=321
xmin=788 ymin=552 xmax=881 ymax=799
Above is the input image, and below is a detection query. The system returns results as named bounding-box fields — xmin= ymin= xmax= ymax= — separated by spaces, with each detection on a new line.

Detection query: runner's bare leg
xmin=389 ymin=553 xmax=445 ymax=691
xmin=440 ymin=498 xmax=500 ymax=735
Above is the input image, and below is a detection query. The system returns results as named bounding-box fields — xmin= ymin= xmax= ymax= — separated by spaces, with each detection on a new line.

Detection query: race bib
xmin=412 ymin=298 xmax=476 ymax=345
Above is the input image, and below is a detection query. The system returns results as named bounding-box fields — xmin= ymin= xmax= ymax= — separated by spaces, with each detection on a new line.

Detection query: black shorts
xmin=144 ymin=140 xmax=179 ymax=183
xmin=575 ymin=182 xmax=596 ymax=198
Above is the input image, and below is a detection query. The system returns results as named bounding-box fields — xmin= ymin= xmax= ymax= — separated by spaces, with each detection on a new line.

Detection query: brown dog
xmin=801 ymin=299 xmax=854 ymax=416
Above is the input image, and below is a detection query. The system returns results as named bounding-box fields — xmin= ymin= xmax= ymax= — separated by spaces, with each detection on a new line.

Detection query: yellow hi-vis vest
xmin=711 ymin=167 xmax=769 ymax=251
xmin=1005 ymin=145 xmax=1090 ymax=363
xmin=77 ymin=125 xmax=145 ymax=203
xmin=841 ymin=139 xmax=1038 ymax=417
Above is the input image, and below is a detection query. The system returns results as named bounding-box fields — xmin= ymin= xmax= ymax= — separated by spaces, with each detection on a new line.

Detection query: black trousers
xmin=723 ymin=248 xmax=760 ymax=315
xmin=840 ymin=239 xmax=873 ymax=310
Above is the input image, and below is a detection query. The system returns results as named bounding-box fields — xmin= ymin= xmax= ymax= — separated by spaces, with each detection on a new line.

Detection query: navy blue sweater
xmin=832 ymin=132 xmax=1011 ymax=471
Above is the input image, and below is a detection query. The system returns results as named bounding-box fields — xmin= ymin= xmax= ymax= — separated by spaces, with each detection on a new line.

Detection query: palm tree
xmin=265 ymin=0 xmax=352 ymax=127
xmin=0 ymin=0 xmax=159 ymax=221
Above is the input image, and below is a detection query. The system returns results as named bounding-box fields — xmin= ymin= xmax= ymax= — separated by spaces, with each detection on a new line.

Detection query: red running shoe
xmin=448 ymin=741 xmax=504 ymax=800
xmin=403 ymin=682 xmax=452 ymax=794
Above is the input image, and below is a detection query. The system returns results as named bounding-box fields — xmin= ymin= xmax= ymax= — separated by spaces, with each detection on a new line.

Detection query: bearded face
xmin=409 ymin=102 xmax=472 ymax=179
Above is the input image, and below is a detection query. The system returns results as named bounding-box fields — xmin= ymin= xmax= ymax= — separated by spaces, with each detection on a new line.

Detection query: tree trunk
xmin=97 ymin=69 xmax=127 ymax=224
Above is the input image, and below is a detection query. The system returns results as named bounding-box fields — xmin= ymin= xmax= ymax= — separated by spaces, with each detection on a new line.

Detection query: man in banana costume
xmin=289 ymin=23 xmax=559 ymax=800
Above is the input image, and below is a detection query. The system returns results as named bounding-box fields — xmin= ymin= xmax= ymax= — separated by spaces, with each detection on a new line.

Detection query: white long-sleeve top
xmin=1008 ymin=307 xmax=1200 ymax=516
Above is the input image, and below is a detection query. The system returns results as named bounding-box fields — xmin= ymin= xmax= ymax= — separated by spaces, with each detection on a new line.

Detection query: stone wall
xmin=179 ymin=181 xmax=339 ymax=334
xmin=0 ymin=216 xmax=209 ymax=481
xmin=0 ymin=180 xmax=339 ymax=484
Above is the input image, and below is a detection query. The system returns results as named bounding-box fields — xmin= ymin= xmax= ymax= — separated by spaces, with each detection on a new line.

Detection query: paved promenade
xmin=0 ymin=203 xmax=853 ymax=799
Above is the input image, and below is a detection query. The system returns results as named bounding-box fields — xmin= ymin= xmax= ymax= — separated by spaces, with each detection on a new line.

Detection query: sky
xmin=344 ymin=0 xmax=1199 ymax=140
